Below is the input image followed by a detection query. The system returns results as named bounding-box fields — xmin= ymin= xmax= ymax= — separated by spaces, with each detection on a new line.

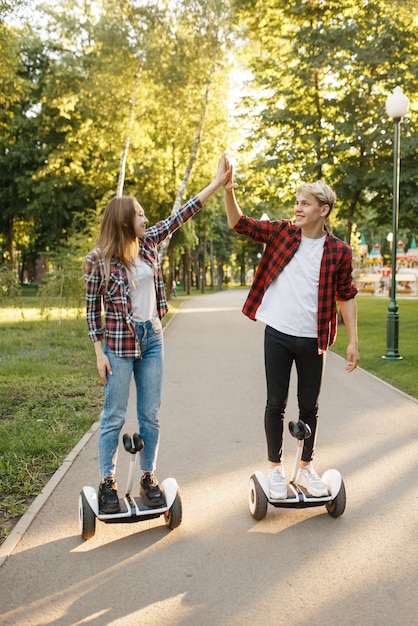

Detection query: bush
xmin=38 ymin=266 xmax=85 ymax=312
xmin=0 ymin=267 xmax=21 ymax=301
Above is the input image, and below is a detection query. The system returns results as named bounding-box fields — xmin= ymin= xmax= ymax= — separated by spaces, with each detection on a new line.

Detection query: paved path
xmin=0 ymin=289 xmax=417 ymax=625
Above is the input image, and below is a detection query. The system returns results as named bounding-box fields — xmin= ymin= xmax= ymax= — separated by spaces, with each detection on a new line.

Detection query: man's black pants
xmin=264 ymin=325 xmax=325 ymax=464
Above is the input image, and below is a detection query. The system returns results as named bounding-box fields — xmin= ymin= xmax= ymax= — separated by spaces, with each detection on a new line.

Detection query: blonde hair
xmin=297 ymin=181 xmax=337 ymax=216
xmin=95 ymin=196 xmax=139 ymax=281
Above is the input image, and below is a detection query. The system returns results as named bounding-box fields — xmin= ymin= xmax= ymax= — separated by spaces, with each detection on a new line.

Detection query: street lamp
xmin=382 ymin=86 xmax=410 ymax=361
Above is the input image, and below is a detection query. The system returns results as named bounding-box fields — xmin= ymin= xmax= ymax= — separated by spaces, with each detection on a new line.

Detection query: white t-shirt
xmin=129 ymin=257 xmax=157 ymax=322
xmin=256 ymin=234 xmax=326 ymax=337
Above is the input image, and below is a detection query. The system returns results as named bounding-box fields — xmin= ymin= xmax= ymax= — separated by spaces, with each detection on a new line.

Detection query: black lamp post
xmin=382 ymin=86 xmax=410 ymax=361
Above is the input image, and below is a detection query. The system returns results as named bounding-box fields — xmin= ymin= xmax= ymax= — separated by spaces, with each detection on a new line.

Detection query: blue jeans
xmin=264 ymin=326 xmax=325 ymax=464
xmin=99 ymin=318 xmax=164 ymax=477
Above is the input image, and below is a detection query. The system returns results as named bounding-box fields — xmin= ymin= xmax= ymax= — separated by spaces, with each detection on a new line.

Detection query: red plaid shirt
xmin=234 ymin=215 xmax=357 ymax=352
xmin=85 ymin=195 xmax=202 ymax=358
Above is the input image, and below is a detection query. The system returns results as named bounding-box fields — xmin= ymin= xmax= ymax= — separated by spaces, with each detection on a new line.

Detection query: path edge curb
xmin=0 ymin=421 xmax=100 ymax=568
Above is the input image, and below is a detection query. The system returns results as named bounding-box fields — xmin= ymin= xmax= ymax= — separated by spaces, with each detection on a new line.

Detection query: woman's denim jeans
xmin=99 ymin=319 xmax=164 ymax=477
xmin=264 ymin=325 xmax=325 ymax=464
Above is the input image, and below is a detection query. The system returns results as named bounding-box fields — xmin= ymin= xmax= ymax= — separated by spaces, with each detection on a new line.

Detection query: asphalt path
xmin=0 ymin=288 xmax=417 ymax=625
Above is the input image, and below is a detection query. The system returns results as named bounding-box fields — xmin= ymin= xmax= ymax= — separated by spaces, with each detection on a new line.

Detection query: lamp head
xmin=386 ymin=86 xmax=410 ymax=120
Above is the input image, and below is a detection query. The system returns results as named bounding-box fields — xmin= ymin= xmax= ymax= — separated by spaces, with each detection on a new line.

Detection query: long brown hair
xmin=95 ymin=196 xmax=139 ymax=281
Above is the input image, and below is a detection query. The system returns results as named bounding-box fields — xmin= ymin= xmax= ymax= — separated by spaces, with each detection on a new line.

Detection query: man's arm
xmin=221 ymin=155 xmax=241 ymax=228
xmin=224 ymin=188 xmax=243 ymax=229
xmin=338 ymin=298 xmax=360 ymax=372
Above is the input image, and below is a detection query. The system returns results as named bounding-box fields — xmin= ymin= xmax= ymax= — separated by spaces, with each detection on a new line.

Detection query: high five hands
xmin=221 ymin=152 xmax=238 ymax=192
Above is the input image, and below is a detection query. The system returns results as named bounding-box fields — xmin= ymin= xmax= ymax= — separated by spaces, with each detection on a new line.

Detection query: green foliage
xmin=1 ymin=0 xmax=418 ymax=294
xmin=0 ymin=0 xmax=28 ymax=19
xmin=37 ymin=243 xmax=86 ymax=312
xmin=233 ymin=0 xmax=418 ymax=243
xmin=1 ymin=0 xmax=233 ymax=286
xmin=38 ymin=268 xmax=85 ymax=313
xmin=0 ymin=267 xmax=21 ymax=301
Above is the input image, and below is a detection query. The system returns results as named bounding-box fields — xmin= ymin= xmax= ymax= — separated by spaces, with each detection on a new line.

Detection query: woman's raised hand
xmin=221 ymin=152 xmax=238 ymax=192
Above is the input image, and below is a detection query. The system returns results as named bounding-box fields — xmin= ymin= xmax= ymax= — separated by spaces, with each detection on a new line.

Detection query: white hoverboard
xmin=248 ymin=420 xmax=346 ymax=520
xmin=79 ymin=433 xmax=182 ymax=540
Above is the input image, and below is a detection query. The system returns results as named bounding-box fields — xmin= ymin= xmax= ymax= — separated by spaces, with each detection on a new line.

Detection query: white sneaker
xmin=296 ymin=464 xmax=328 ymax=497
xmin=269 ymin=465 xmax=287 ymax=500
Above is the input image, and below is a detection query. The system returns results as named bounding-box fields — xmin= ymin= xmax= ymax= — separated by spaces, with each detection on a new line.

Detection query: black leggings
xmin=264 ymin=325 xmax=325 ymax=463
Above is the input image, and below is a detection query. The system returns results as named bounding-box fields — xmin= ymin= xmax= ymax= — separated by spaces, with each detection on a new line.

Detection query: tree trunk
xmin=158 ymin=70 xmax=214 ymax=266
xmin=184 ymin=249 xmax=191 ymax=294
xmin=201 ymin=237 xmax=206 ymax=293
xmin=346 ymin=189 xmax=362 ymax=245
xmin=117 ymin=52 xmax=147 ymax=196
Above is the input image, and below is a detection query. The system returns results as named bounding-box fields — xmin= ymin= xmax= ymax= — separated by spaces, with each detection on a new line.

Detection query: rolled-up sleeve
xmin=233 ymin=215 xmax=282 ymax=245
xmin=336 ymin=247 xmax=358 ymax=301
xmin=146 ymin=195 xmax=202 ymax=245
xmin=85 ymin=252 xmax=104 ymax=343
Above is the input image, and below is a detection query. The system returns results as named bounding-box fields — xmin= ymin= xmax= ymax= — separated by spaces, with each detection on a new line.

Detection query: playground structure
xmin=356 ymin=235 xmax=418 ymax=295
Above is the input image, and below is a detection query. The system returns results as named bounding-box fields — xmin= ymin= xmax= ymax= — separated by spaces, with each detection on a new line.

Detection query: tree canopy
xmin=1 ymin=0 xmax=417 ymax=285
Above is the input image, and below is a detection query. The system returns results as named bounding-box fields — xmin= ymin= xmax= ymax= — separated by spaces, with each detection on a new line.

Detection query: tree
xmin=1 ymin=0 xmax=234 ymax=287
xmin=0 ymin=24 xmax=47 ymax=271
xmin=232 ymin=0 xmax=418 ymax=244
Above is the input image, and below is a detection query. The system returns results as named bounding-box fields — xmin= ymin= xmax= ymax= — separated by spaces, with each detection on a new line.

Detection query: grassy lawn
xmin=0 ymin=305 xmax=100 ymax=543
xmin=0 ymin=292 xmax=416 ymax=544
xmin=332 ymin=296 xmax=418 ymax=399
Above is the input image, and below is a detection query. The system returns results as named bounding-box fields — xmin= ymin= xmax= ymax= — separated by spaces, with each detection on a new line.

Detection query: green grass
xmin=0 ymin=293 xmax=416 ymax=544
xmin=0 ymin=308 xmax=102 ymax=542
xmin=332 ymin=296 xmax=418 ymax=399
